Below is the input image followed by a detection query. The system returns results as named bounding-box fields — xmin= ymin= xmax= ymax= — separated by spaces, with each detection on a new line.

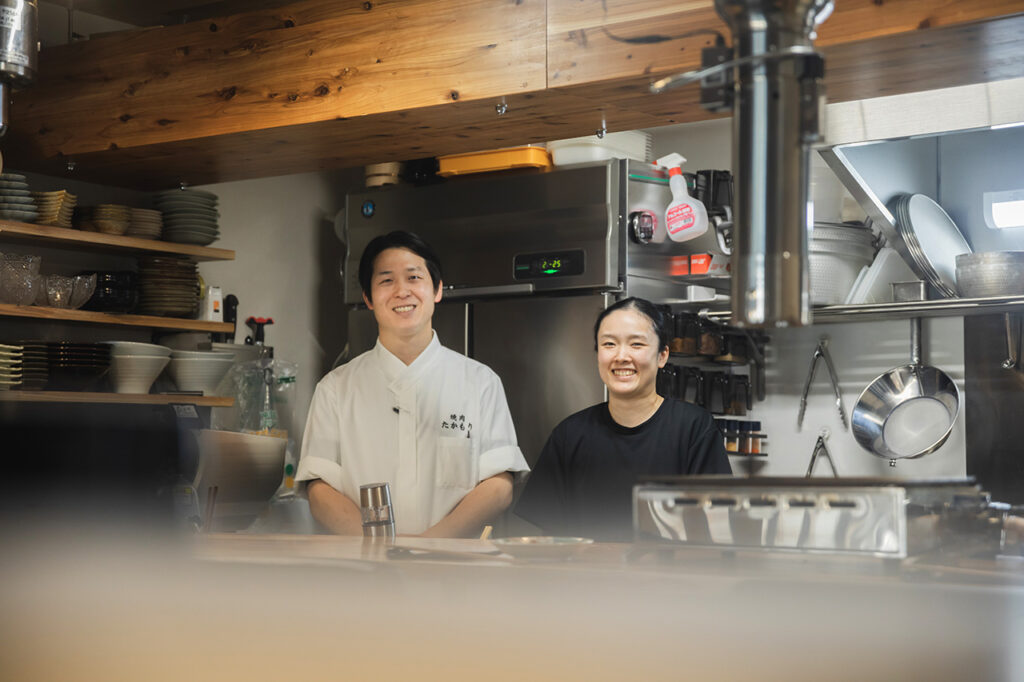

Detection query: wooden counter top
xmin=2 ymin=529 xmax=1021 ymax=681
xmin=193 ymin=532 xmax=1024 ymax=587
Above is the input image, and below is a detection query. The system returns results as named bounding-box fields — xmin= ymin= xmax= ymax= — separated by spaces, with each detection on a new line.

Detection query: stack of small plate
xmin=0 ymin=343 xmax=23 ymax=390
xmin=21 ymin=341 xmax=110 ymax=391
xmin=154 ymin=189 xmax=220 ymax=246
xmin=136 ymin=255 xmax=200 ymax=317
xmin=889 ymin=193 xmax=972 ymax=298
xmin=32 ymin=190 xmax=77 ymax=228
xmin=15 ymin=342 xmax=50 ymax=390
xmin=0 ymin=172 xmax=39 ymax=223
xmin=75 ymin=204 xmax=132 ymax=235
xmin=126 ymin=208 xmax=163 ymax=239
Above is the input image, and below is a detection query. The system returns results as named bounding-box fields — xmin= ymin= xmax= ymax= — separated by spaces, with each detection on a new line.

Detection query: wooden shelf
xmin=0 ymin=390 xmax=233 ymax=406
xmin=0 ymin=303 xmax=234 ymax=332
xmin=0 ymin=220 xmax=234 ymax=262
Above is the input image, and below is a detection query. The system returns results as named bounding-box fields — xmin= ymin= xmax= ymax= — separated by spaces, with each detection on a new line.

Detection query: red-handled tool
xmin=245 ymin=316 xmax=274 ymax=345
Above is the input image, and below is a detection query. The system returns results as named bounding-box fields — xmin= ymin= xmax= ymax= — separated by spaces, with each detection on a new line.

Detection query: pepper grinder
xmin=360 ymin=482 xmax=396 ymax=539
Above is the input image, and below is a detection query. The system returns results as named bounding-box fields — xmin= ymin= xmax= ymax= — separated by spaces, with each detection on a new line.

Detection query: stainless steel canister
xmin=0 ymin=0 xmax=38 ymax=137
xmin=359 ymin=482 xmax=396 ymax=538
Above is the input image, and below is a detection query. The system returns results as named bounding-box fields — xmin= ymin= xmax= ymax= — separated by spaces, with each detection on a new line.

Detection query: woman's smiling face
xmin=596 ymin=308 xmax=669 ymax=400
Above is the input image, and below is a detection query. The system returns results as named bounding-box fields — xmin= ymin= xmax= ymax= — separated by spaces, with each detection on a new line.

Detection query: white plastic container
xmin=844 ymin=247 xmax=919 ymax=304
xmin=657 ymin=153 xmax=709 ymax=243
xmin=548 ymin=131 xmax=652 ymax=166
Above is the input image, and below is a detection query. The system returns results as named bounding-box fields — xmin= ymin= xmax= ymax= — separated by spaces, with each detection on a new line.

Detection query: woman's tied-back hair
xmin=593 ymin=297 xmax=671 ymax=352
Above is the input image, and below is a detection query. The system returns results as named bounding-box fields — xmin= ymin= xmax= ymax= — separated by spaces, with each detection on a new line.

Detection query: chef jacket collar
xmin=373 ymin=330 xmax=442 ymax=390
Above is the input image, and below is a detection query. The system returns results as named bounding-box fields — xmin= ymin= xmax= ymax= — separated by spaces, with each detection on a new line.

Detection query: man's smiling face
xmin=364 ymin=247 xmax=443 ymax=339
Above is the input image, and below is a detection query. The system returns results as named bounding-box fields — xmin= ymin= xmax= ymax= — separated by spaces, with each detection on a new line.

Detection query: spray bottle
xmin=657 ymin=153 xmax=709 ymax=243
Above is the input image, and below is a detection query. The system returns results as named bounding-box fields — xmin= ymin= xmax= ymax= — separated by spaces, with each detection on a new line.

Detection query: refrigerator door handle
xmin=442 ymin=283 xmax=536 ymax=299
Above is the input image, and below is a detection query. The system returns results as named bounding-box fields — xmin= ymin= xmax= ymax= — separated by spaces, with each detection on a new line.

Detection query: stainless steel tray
xmin=633 ymin=476 xmax=992 ymax=558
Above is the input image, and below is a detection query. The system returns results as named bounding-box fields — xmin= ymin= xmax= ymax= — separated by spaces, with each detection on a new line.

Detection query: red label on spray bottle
xmin=667 ymin=203 xmax=696 ymax=234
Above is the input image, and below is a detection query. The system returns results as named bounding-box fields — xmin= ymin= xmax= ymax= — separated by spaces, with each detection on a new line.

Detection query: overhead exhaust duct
xmin=652 ymin=0 xmax=832 ymax=327
xmin=0 ymin=0 xmax=38 ymax=138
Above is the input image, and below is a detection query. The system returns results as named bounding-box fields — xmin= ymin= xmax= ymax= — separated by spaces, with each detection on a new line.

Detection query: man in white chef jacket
xmin=295 ymin=230 xmax=529 ymax=536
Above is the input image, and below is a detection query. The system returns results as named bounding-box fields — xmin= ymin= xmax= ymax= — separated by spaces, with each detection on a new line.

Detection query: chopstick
xmin=479 ymin=525 xmax=493 ymax=540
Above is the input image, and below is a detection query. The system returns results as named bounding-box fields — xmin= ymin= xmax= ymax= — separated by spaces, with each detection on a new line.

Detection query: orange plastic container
xmin=437 ymin=146 xmax=551 ymax=177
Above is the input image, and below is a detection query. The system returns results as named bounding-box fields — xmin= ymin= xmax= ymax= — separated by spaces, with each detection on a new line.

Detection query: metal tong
xmin=797 ymin=335 xmax=848 ymax=431
xmin=805 ymin=428 xmax=839 ymax=478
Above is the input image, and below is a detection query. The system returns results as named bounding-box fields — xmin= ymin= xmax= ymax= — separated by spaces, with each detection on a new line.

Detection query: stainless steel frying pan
xmin=851 ymin=318 xmax=960 ymax=466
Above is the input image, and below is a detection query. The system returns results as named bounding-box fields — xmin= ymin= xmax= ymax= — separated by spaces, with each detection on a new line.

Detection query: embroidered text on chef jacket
xmin=296 ymin=332 xmax=528 ymax=535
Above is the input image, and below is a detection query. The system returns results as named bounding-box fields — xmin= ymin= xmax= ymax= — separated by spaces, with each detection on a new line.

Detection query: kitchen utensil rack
xmin=703 ymin=295 xmax=1024 ymax=324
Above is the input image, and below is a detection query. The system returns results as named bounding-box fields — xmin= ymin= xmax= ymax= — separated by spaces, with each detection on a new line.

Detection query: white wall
xmin=193 ymin=169 xmax=358 ymax=441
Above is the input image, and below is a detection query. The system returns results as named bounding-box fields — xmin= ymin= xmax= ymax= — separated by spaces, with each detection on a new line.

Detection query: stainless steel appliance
xmin=633 ymin=476 xmax=1000 ymax=558
xmin=339 ymin=159 xmax=718 ymax=464
xmin=0 ymin=0 xmax=38 ymax=137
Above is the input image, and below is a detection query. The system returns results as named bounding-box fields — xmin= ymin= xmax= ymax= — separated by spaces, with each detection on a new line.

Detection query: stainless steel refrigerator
xmin=339 ymin=159 xmax=723 ymax=466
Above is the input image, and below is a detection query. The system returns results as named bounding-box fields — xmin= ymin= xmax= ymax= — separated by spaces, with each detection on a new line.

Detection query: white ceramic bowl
xmin=170 ymin=349 xmax=235 ymax=360
xmin=105 ymin=341 xmax=173 ymax=357
xmin=109 ymin=354 xmax=170 ymax=394
xmin=167 ymin=356 xmax=234 ymax=394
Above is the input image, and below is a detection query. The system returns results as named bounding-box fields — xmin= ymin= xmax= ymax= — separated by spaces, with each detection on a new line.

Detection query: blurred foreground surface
xmin=1 ymin=523 xmax=1022 ymax=682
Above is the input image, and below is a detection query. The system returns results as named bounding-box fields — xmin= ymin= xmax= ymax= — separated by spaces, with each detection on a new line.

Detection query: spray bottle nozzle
xmin=656 ymin=152 xmax=687 ymax=170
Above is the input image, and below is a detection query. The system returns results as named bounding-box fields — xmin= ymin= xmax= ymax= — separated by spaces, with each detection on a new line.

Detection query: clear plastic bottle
xmin=657 ymin=153 xmax=709 ymax=243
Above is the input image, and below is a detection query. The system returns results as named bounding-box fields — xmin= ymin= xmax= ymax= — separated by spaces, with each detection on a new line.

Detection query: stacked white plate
xmin=809 ymin=222 xmax=877 ymax=305
xmin=167 ymin=349 xmax=234 ymax=394
xmin=126 ymin=208 xmax=163 ymax=240
xmin=154 ymin=189 xmax=220 ymax=246
xmin=0 ymin=343 xmax=23 ymax=390
xmin=136 ymin=255 xmax=200 ymax=317
xmin=103 ymin=341 xmax=172 ymax=394
xmin=32 ymin=190 xmax=76 ymax=228
xmin=889 ymin=193 xmax=972 ymax=298
xmin=0 ymin=172 xmax=38 ymax=223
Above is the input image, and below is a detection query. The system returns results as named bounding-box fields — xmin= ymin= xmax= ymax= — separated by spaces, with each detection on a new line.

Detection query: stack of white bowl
xmin=167 ymin=349 xmax=234 ymax=395
xmin=809 ymin=222 xmax=877 ymax=305
xmin=104 ymin=341 xmax=172 ymax=394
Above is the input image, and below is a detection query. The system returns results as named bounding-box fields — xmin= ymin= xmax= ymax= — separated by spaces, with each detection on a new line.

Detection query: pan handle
xmin=910 ymin=317 xmax=922 ymax=366
xmin=1004 ymin=313 xmax=1021 ymax=371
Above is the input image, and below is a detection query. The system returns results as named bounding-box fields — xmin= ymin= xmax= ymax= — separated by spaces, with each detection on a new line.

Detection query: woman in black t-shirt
xmin=515 ymin=297 xmax=731 ymax=541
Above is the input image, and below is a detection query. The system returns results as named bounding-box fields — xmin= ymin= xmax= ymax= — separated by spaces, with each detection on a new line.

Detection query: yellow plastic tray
xmin=437 ymin=146 xmax=551 ymax=177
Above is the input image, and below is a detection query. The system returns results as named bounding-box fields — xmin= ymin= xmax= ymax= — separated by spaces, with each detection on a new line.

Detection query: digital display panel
xmin=513 ymin=250 xmax=585 ymax=280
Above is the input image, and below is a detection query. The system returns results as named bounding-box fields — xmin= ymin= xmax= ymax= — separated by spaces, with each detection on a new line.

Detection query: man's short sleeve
xmin=475 ymin=370 xmax=530 ymax=483
xmin=294 ymin=379 xmax=345 ymax=496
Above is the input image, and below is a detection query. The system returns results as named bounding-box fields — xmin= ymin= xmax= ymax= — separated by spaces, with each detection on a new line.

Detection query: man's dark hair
xmin=358 ymin=230 xmax=443 ymax=297
xmin=593 ymin=297 xmax=671 ymax=352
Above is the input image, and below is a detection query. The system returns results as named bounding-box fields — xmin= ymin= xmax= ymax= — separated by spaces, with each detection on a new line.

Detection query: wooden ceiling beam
xmin=5 ymin=0 xmax=1024 ymax=189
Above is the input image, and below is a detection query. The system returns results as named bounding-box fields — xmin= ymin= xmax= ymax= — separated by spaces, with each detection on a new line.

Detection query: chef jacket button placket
xmin=394 ymin=391 xmax=418 ymax=485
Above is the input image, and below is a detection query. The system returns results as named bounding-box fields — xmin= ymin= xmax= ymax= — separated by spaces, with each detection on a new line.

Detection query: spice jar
xmin=698 ymin=322 xmax=723 ymax=356
xmin=723 ymin=419 xmax=739 ymax=452
xmin=678 ymin=315 xmax=699 ymax=355
xmin=670 ymin=313 xmax=686 ymax=354
xmin=748 ymin=420 xmax=762 ymax=454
